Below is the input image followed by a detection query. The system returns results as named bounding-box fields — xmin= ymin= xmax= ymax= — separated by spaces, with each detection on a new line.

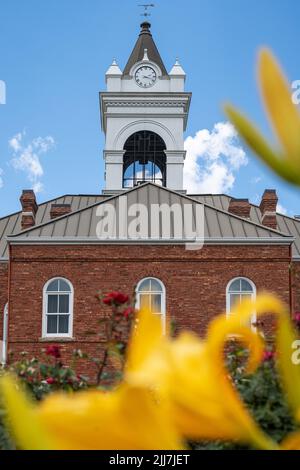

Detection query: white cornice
xmin=7 ymin=237 xmax=294 ymax=246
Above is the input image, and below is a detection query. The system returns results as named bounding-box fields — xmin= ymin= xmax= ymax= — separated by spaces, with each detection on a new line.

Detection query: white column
xmin=165 ymin=151 xmax=186 ymax=191
xmin=104 ymin=150 xmax=125 ymax=191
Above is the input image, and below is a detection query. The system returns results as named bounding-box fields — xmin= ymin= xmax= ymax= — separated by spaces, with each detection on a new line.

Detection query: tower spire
xmin=123 ymin=21 xmax=168 ymax=76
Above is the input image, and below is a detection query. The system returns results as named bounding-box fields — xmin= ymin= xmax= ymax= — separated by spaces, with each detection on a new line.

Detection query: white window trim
xmin=42 ymin=277 xmax=74 ymax=339
xmin=226 ymin=277 xmax=257 ymax=330
xmin=1 ymin=303 xmax=8 ymax=365
xmin=136 ymin=277 xmax=166 ymax=334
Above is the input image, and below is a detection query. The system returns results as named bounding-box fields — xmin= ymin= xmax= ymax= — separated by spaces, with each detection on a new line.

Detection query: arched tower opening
xmin=123 ymin=131 xmax=166 ymax=188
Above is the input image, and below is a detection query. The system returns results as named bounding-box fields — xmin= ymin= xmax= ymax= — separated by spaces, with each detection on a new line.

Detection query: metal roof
xmin=0 ymin=194 xmax=107 ymax=259
xmin=1 ymin=184 xmax=298 ymax=260
xmin=123 ymin=22 xmax=168 ymax=77
xmin=190 ymin=194 xmax=300 ymax=258
xmin=5 ymin=184 xmax=292 ymax=251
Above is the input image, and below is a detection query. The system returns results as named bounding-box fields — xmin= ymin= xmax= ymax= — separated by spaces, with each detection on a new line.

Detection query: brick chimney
xmin=20 ymin=190 xmax=38 ymax=231
xmin=228 ymin=198 xmax=251 ymax=218
xmin=50 ymin=204 xmax=72 ymax=220
xmin=260 ymin=189 xmax=278 ymax=230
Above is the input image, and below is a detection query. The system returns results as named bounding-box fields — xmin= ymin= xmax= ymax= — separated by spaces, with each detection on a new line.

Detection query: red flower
xmin=46 ymin=377 xmax=55 ymax=385
xmin=46 ymin=345 xmax=61 ymax=359
xmin=123 ymin=306 xmax=135 ymax=319
xmin=263 ymin=350 xmax=275 ymax=362
xmin=103 ymin=292 xmax=129 ymax=306
xmin=294 ymin=312 xmax=300 ymax=323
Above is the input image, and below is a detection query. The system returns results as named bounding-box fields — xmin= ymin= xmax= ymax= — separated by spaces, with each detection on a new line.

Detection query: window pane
xmin=47 ymin=280 xmax=59 ymax=292
xmin=230 ymin=293 xmax=241 ymax=311
xmin=151 ymin=294 xmax=162 ymax=313
xmin=58 ymin=315 xmax=69 ymax=334
xmin=241 ymin=279 xmax=253 ymax=292
xmin=139 ymin=294 xmax=150 ymax=309
xmin=48 ymin=295 xmax=58 ymax=313
xmin=59 ymin=294 xmax=70 ymax=313
xmin=59 ymin=280 xmax=71 ymax=292
xmin=47 ymin=315 xmax=58 ymax=334
xmin=228 ymin=279 xmax=241 ymax=292
xmin=139 ymin=279 xmax=151 ymax=292
xmin=150 ymin=279 xmax=163 ymax=292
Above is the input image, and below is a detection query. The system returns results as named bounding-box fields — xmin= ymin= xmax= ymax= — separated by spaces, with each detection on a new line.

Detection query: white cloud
xmin=9 ymin=131 xmax=55 ymax=193
xmin=251 ymin=176 xmax=262 ymax=184
xmin=32 ymin=181 xmax=44 ymax=193
xmin=183 ymin=122 xmax=247 ymax=194
xmin=277 ymin=203 xmax=287 ymax=215
xmin=251 ymin=194 xmax=260 ymax=205
xmin=0 ymin=168 xmax=3 ymax=189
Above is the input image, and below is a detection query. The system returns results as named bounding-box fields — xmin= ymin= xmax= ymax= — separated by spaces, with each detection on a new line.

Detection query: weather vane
xmin=139 ymin=4 xmax=155 ymax=18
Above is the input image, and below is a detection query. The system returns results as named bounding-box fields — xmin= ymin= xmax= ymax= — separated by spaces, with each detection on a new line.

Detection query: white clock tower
xmin=100 ymin=21 xmax=191 ymax=194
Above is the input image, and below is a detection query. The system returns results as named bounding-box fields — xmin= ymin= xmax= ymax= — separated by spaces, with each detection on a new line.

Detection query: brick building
xmin=0 ymin=22 xmax=299 ymax=377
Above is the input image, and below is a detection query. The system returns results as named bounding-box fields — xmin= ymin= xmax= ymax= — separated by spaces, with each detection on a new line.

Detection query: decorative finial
xmin=138 ymin=4 xmax=155 ymax=18
xmin=143 ymin=48 xmax=149 ymax=61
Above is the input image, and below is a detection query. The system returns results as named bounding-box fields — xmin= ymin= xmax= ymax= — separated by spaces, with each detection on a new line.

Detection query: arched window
xmin=43 ymin=278 xmax=73 ymax=338
xmin=226 ymin=277 xmax=256 ymax=327
xmin=136 ymin=277 xmax=166 ymax=333
xmin=123 ymin=131 xmax=166 ymax=188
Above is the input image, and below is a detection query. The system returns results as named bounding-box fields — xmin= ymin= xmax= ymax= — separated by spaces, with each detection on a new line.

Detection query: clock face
xmin=135 ymin=66 xmax=157 ymax=88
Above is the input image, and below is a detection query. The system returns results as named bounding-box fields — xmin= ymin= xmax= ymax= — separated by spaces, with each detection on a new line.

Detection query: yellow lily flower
xmin=126 ymin=301 xmax=278 ymax=449
xmin=224 ymin=49 xmax=300 ymax=186
xmin=231 ymin=294 xmax=300 ymax=449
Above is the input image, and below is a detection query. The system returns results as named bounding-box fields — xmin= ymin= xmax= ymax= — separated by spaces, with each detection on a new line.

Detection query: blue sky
xmin=1 ymin=0 xmax=300 ymax=217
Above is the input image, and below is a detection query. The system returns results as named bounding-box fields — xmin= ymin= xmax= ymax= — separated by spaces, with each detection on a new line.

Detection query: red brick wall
xmin=0 ymin=262 xmax=8 ymax=340
xmin=7 ymin=244 xmax=291 ymax=380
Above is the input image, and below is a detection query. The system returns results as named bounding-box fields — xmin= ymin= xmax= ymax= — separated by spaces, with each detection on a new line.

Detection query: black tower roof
xmin=123 ymin=22 xmax=168 ymax=77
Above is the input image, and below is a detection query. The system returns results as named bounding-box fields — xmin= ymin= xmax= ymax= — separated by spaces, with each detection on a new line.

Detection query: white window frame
xmin=226 ymin=277 xmax=257 ymax=330
xmin=1 ymin=303 xmax=8 ymax=364
xmin=42 ymin=277 xmax=74 ymax=339
xmin=136 ymin=277 xmax=166 ymax=334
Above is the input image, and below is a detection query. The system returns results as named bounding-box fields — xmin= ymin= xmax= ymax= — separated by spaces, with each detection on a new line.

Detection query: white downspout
xmin=2 ymin=303 xmax=8 ymax=365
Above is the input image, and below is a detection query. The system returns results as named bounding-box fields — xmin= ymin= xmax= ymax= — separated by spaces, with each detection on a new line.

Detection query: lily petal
xmin=1 ymin=375 xmax=183 ymax=450
xmin=281 ymin=431 xmax=300 ymax=450
xmin=36 ymin=385 xmax=184 ymax=450
xmin=206 ymin=314 xmax=277 ymax=450
xmin=259 ymin=48 xmax=300 ymax=161
xmin=125 ymin=307 xmax=170 ymax=390
xmin=162 ymin=322 xmax=277 ymax=449
xmin=126 ymin=307 xmax=163 ymax=374
xmin=230 ymin=294 xmax=300 ymax=424
xmin=224 ymin=104 xmax=299 ymax=185
xmin=0 ymin=375 xmax=57 ymax=450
